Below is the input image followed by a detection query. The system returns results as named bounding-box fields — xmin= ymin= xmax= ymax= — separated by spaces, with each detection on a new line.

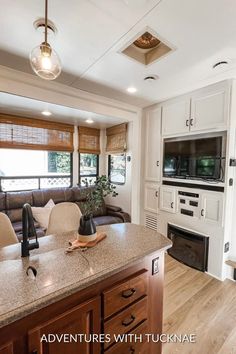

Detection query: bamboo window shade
xmin=0 ymin=114 xmax=74 ymax=152
xmin=106 ymin=123 xmax=127 ymax=154
xmin=78 ymin=126 xmax=100 ymax=154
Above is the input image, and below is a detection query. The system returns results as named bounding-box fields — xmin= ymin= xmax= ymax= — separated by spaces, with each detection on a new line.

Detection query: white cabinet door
xmin=145 ymin=108 xmax=161 ymax=182
xmin=160 ymin=186 xmax=176 ymax=213
xmin=162 ymin=98 xmax=190 ymax=136
xmin=200 ymin=192 xmax=223 ymax=225
xmin=191 ymin=89 xmax=228 ymax=132
xmin=144 ymin=184 xmax=159 ymax=213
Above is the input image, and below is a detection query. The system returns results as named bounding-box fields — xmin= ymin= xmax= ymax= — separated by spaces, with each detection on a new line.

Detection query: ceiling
xmin=0 ymin=92 xmax=126 ymax=128
xmin=1 ymin=0 xmax=236 ymax=107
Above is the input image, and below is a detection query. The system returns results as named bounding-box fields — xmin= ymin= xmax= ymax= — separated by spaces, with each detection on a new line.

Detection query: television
xmin=163 ymin=136 xmax=225 ymax=181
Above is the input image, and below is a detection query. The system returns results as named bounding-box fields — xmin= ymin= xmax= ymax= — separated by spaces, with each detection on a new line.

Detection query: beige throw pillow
xmin=32 ymin=199 xmax=55 ymax=230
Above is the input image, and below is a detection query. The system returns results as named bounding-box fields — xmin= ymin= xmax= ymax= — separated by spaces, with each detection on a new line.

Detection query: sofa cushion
xmin=93 ymin=215 xmax=123 ymax=226
xmin=0 ymin=192 xmax=5 ymax=212
xmin=32 ymin=199 xmax=55 ymax=230
xmin=7 ymin=209 xmax=22 ymax=223
xmin=14 ymin=222 xmax=45 ymax=241
xmin=32 ymin=188 xmax=73 ymax=207
xmin=72 ymin=187 xmax=84 ymax=202
xmin=6 ymin=191 xmax=33 ymax=210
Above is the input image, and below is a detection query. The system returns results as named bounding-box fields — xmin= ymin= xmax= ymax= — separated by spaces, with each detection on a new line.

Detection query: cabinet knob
xmin=171 ymin=202 xmax=174 ymax=209
xmin=122 ymin=314 xmax=135 ymax=327
xmin=156 ymin=160 xmax=160 ymax=167
xmin=186 ymin=119 xmax=189 ymax=127
xmin=122 ymin=288 xmax=136 ymax=298
xmin=201 ymin=209 xmax=205 ymax=217
xmin=190 ymin=118 xmax=194 ymax=126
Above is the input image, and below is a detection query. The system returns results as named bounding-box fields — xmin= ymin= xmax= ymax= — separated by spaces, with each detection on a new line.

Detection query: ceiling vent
xmin=213 ymin=61 xmax=229 ymax=69
xmin=144 ymin=75 xmax=159 ymax=82
xmin=120 ymin=28 xmax=175 ymax=66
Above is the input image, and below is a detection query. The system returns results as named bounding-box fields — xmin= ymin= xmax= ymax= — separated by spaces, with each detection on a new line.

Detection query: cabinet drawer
xmin=104 ymin=297 xmax=148 ymax=349
xmin=103 ymin=271 xmax=148 ymax=318
xmin=105 ymin=321 xmax=149 ymax=354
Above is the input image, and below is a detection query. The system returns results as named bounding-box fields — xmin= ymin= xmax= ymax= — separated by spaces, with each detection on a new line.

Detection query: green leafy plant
xmin=81 ymin=175 xmax=118 ymax=217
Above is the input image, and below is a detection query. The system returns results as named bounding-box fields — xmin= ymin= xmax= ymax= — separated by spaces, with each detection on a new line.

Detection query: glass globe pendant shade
xmin=30 ymin=42 xmax=62 ymax=80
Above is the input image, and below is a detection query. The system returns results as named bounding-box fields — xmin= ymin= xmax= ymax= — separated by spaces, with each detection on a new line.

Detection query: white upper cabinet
xmin=191 ymin=88 xmax=229 ymax=132
xmin=162 ymin=98 xmax=190 ymax=136
xmin=162 ymin=81 xmax=230 ymax=137
xmin=145 ymin=108 xmax=161 ymax=182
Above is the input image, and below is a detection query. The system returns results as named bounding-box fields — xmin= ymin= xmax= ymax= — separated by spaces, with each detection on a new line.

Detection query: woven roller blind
xmin=0 ymin=114 xmax=74 ymax=152
xmin=78 ymin=126 xmax=100 ymax=154
xmin=106 ymin=123 xmax=127 ymax=154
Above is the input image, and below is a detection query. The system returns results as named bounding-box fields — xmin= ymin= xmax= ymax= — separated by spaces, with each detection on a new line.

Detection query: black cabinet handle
xmin=186 ymin=119 xmax=189 ymax=127
xmin=201 ymin=209 xmax=204 ymax=217
xmin=155 ymin=191 xmax=158 ymax=197
xmin=122 ymin=288 xmax=136 ymax=298
xmin=171 ymin=202 xmax=174 ymax=209
xmin=156 ymin=160 xmax=160 ymax=167
xmin=190 ymin=118 xmax=194 ymax=126
xmin=122 ymin=314 xmax=135 ymax=327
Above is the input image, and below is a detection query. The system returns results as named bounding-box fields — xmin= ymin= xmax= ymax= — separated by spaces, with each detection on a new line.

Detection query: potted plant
xmin=78 ymin=175 xmax=118 ymax=242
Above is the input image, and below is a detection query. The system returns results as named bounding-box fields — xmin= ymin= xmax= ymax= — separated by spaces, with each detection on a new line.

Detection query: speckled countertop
xmin=0 ymin=223 xmax=172 ymax=328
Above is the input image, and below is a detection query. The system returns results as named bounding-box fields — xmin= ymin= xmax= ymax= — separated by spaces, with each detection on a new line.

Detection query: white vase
xmin=78 ymin=232 xmax=97 ymax=242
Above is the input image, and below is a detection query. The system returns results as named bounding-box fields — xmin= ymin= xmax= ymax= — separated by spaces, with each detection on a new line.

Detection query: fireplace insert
xmin=167 ymin=224 xmax=209 ymax=272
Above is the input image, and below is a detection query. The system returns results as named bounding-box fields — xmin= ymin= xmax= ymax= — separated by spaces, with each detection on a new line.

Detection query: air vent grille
xmin=145 ymin=214 xmax=158 ymax=231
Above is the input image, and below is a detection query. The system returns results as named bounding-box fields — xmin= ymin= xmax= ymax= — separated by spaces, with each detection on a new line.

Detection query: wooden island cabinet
xmin=0 ymin=253 xmax=165 ymax=354
xmin=0 ymin=224 xmax=171 ymax=354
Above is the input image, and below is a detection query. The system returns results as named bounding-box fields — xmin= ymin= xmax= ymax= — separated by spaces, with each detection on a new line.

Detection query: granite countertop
xmin=0 ymin=223 xmax=172 ymax=328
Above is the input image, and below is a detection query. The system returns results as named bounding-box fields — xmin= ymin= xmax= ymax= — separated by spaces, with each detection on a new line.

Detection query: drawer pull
xmin=122 ymin=314 xmax=135 ymax=327
xmin=121 ymin=288 xmax=136 ymax=298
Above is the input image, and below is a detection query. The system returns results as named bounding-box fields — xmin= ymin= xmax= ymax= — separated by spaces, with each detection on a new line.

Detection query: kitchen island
xmin=0 ymin=223 xmax=172 ymax=354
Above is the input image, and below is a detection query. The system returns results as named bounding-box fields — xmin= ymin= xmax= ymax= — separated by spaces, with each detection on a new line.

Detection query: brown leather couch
xmin=0 ymin=187 xmax=131 ymax=240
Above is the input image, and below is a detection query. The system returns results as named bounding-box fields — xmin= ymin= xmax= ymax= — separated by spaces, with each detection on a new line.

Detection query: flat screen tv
xmin=163 ymin=136 xmax=225 ymax=181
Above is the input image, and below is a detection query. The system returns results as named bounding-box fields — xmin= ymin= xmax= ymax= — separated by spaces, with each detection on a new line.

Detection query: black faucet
xmin=21 ymin=203 xmax=39 ymax=257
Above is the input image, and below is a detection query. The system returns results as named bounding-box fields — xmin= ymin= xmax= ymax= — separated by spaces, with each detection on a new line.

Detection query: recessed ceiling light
xmin=86 ymin=119 xmax=94 ymax=124
xmin=41 ymin=110 xmax=52 ymax=116
xmin=127 ymin=87 xmax=137 ymax=93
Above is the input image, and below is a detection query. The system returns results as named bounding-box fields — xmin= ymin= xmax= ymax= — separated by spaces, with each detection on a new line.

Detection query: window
xmin=0 ymin=149 xmax=72 ymax=191
xmin=108 ymin=154 xmax=126 ymax=185
xmin=79 ymin=153 xmax=99 ymax=186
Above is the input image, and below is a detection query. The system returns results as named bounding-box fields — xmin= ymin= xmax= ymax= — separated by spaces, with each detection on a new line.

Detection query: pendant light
xmin=30 ymin=0 xmax=62 ymax=80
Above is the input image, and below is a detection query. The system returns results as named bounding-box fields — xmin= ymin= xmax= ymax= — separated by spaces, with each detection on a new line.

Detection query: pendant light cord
xmin=45 ymin=0 xmax=48 ymax=44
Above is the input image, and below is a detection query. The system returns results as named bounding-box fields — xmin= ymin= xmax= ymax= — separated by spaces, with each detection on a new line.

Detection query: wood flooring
xmin=162 ymin=255 xmax=236 ymax=354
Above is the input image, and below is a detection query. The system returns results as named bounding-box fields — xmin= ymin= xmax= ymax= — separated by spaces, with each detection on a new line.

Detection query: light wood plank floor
xmin=163 ymin=255 xmax=236 ymax=354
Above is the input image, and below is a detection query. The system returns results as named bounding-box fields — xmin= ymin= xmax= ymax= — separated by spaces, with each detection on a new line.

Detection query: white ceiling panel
xmin=1 ymin=0 xmax=236 ymax=106
xmin=0 ymin=92 xmax=126 ymax=128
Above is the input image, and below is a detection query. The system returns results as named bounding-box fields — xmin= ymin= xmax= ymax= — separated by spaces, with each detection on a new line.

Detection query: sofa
xmin=0 ymin=187 xmax=131 ymax=240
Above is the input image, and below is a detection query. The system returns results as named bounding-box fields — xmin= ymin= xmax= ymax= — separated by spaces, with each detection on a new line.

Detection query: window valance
xmin=106 ymin=123 xmax=127 ymax=154
xmin=78 ymin=126 xmax=100 ymax=154
xmin=0 ymin=114 xmax=74 ymax=152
